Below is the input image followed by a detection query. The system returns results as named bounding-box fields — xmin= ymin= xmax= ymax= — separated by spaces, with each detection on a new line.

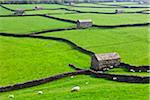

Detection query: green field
xmin=0 ymin=2 xmax=149 ymax=100
xmin=0 ymin=6 xmax=12 ymax=15
xmin=2 ymin=4 xmax=66 ymax=10
xmin=0 ymin=16 xmax=75 ymax=34
xmin=68 ymin=7 xmax=150 ymax=13
xmin=52 ymin=13 xmax=149 ymax=25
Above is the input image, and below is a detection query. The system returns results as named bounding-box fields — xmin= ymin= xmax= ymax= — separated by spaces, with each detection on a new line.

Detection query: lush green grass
xmin=99 ymin=2 xmax=138 ymax=5
xmin=0 ymin=3 xmax=149 ymax=100
xmin=107 ymin=68 xmax=150 ymax=76
xmin=0 ymin=75 xmax=149 ymax=100
xmin=0 ymin=16 xmax=75 ymax=34
xmin=73 ymin=3 xmax=112 ymax=7
xmin=0 ymin=6 xmax=12 ymax=15
xmin=2 ymin=4 xmax=66 ymax=10
xmin=0 ymin=36 xmax=90 ymax=86
xmin=25 ymin=9 xmax=75 ymax=14
xmin=52 ymin=13 xmax=149 ymax=25
xmin=40 ymin=27 xmax=149 ymax=65
xmin=68 ymin=7 xmax=150 ymax=13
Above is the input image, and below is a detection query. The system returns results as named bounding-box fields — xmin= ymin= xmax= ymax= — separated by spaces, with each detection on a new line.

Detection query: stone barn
xmin=115 ymin=9 xmax=124 ymax=14
xmin=91 ymin=53 xmax=120 ymax=71
xmin=77 ymin=20 xmax=92 ymax=28
xmin=13 ymin=9 xmax=25 ymax=15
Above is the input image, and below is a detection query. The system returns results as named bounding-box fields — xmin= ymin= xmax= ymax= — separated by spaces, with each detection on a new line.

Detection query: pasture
xmin=0 ymin=2 xmax=149 ymax=100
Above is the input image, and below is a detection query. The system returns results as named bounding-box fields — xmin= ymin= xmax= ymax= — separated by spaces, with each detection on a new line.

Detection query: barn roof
xmin=94 ymin=52 xmax=120 ymax=61
xmin=77 ymin=19 xmax=92 ymax=23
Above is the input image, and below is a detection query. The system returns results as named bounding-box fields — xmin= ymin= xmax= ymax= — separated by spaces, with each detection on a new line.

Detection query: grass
xmin=0 ymin=36 xmax=90 ymax=86
xmin=0 ymin=16 xmax=75 ymax=34
xmin=2 ymin=4 xmax=66 ymax=10
xmin=0 ymin=6 xmax=12 ymax=15
xmin=0 ymin=3 xmax=149 ymax=100
xmin=25 ymin=9 xmax=75 ymax=14
xmin=0 ymin=75 xmax=149 ymax=100
xmin=52 ymin=13 xmax=149 ymax=25
xmin=68 ymin=7 xmax=150 ymax=13
xmin=40 ymin=27 xmax=149 ymax=65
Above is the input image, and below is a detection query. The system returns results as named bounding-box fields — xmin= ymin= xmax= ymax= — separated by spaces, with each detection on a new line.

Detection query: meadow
xmin=0 ymin=2 xmax=149 ymax=100
xmin=52 ymin=13 xmax=149 ymax=25
xmin=0 ymin=16 xmax=74 ymax=34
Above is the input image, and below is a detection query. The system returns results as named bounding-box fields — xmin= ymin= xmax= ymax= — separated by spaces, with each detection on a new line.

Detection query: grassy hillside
xmin=0 ymin=6 xmax=12 ymax=15
xmin=40 ymin=27 xmax=149 ymax=65
xmin=2 ymin=4 xmax=66 ymax=10
xmin=0 ymin=16 xmax=75 ymax=34
xmin=0 ymin=75 xmax=149 ymax=100
xmin=52 ymin=13 xmax=149 ymax=25
xmin=0 ymin=2 xmax=149 ymax=100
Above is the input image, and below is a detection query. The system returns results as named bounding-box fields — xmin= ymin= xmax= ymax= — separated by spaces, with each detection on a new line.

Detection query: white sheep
xmin=97 ymin=71 xmax=103 ymax=73
xmin=130 ymin=69 xmax=135 ymax=72
xmin=110 ymin=66 xmax=113 ymax=68
xmin=85 ymin=82 xmax=89 ymax=85
xmin=139 ymin=70 xmax=141 ymax=72
xmin=106 ymin=68 xmax=110 ymax=71
xmin=37 ymin=91 xmax=43 ymax=95
xmin=113 ymin=77 xmax=117 ymax=80
xmin=71 ymin=86 xmax=80 ymax=92
xmin=71 ymin=76 xmax=74 ymax=78
xmin=8 ymin=94 xmax=14 ymax=99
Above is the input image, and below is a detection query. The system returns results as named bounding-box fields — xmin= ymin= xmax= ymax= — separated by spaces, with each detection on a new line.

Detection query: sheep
xmin=71 ymin=76 xmax=74 ymax=78
xmin=8 ymin=94 xmax=14 ymax=99
xmin=110 ymin=66 xmax=113 ymax=69
xmin=106 ymin=68 xmax=110 ymax=71
xmin=71 ymin=86 xmax=80 ymax=92
xmin=97 ymin=71 xmax=103 ymax=73
xmin=85 ymin=82 xmax=89 ymax=85
xmin=139 ymin=70 xmax=141 ymax=72
xmin=130 ymin=69 xmax=135 ymax=72
xmin=113 ymin=77 xmax=117 ymax=80
xmin=37 ymin=91 xmax=43 ymax=95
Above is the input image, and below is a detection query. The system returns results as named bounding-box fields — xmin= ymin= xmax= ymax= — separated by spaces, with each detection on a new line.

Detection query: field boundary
xmin=0 ymin=4 xmax=15 ymax=11
xmin=63 ymin=4 xmax=150 ymax=9
xmin=0 ymin=64 xmax=149 ymax=92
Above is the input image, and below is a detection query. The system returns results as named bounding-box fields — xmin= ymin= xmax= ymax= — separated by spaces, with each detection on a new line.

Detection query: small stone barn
xmin=13 ymin=9 xmax=25 ymax=15
xmin=115 ymin=9 xmax=124 ymax=14
xmin=77 ymin=20 xmax=92 ymax=28
xmin=91 ymin=53 xmax=120 ymax=71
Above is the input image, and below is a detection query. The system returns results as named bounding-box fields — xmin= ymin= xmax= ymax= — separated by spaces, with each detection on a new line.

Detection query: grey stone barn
xmin=91 ymin=53 xmax=120 ymax=70
xmin=13 ymin=9 xmax=25 ymax=15
xmin=77 ymin=20 xmax=92 ymax=28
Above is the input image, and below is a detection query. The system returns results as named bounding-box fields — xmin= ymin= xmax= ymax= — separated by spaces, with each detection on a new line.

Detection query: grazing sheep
xmin=71 ymin=76 xmax=74 ymax=78
xmin=37 ymin=91 xmax=43 ymax=95
xmin=85 ymin=82 xmax=89 ymax=84
xmin=103 ymin=68 xmax=107 ymax=71
xmin=8 ymin=94 xmax=14 ymax=99
xmin=130 ymin=69 xmax=135 ymax=72
xmin=110 ymin=66 xmax=113 ymax=68
xmin=71 ymin=86 xmax=80 ymax=92
xmin=97 ymin=71 xmax=103 ymax=73
xmin=106 ymin=68 xmax=110 ymax=71
xmin=113 ymin=77 xmax=117 ymax=80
